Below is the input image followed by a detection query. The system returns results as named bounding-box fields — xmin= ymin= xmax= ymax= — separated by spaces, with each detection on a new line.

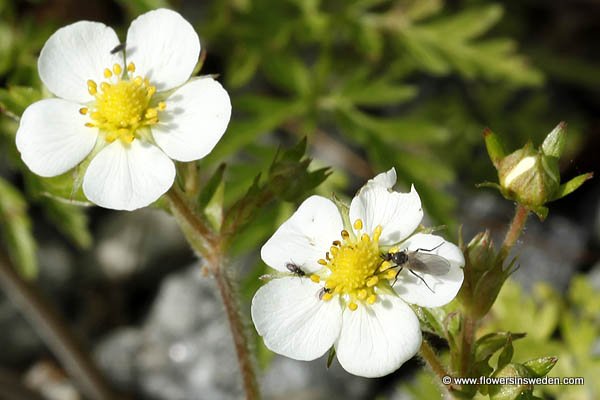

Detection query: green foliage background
xmin=0 ymin=0 xmax=598 ymax=398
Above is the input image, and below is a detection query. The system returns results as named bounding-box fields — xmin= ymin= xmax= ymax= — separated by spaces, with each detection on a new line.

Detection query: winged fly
xmin=285 ymin=262 xmax=306 ymax=277
xmin=382 ymin=243 xmax=450 ymax=293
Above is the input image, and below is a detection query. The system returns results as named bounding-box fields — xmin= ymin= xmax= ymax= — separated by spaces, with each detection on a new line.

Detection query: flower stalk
xmin=499 ymin=204 xmax=529 ymax=260
xmin=420 ymin=340 xmax=451 ymax=389
xmin=165 ymin=188 xmax=261 ymax=400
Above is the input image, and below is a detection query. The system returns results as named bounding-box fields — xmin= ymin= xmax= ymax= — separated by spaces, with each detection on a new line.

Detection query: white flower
xmin=16 ymin=9 xmax=231 ymax=210
xmin=251 ymin=168 xmax=465 ymax=377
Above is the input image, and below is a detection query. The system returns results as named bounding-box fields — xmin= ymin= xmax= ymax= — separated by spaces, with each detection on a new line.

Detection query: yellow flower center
xmin=80 ymin=62 xmax=166 ymax=144
xmin=311 ymin=219 xmax=398 ymax=311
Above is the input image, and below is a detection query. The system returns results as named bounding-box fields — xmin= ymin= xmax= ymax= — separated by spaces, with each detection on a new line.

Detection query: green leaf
xmin=197 ymin=164 xmax=227 ymax=211
xmin=0 ymin=86 xmax=43 ymax=120
xmin=341 ymin=108 xmax=450 ymax=144
xmin=205 ymin=96 xmax=305 ymax=163
xmin=475 ymin=332 xmax=526 ymax=363
xmin=341 ymin=79 xmax=417 ymax=107
xmin=222 ymin=138 xmax=330 ymax=237
xmin=261 ymin=54 xmax=311 ymax=96
xmin=226 ymin=47 xmax=261 ymax=88
xmin=550 ymin=172 xmax=593 ymax=202
xmin=44 ymin=200 xmax=92 ymax=249
xmin=0 ymin=177 xmax=37 ymax=278
xmin=426 ymin=4 xmax=503 ymax=40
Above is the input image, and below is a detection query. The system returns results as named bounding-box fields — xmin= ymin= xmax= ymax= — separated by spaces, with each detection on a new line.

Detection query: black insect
xmin=317 ymin=287 xmax=332 ymax=300
xmin=382 ymin=243 xmax=450 ymax=292
xmin=285 ymin=262 xmax=306 ymax=277
xmin=110 ymin=42 xmax=126 ymax=54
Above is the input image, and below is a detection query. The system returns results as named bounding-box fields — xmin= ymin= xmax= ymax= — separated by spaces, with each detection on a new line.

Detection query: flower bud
xmin=488 ymin=363 xmax=533 ymax=400
xmin=482 ymin=122 xmax=592 ymax=219
xmin=497 ymin=143 xmax=559 ymax=211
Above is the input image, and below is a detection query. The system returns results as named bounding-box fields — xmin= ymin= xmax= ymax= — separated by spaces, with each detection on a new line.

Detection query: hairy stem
xmin=500 ymin=204 xmax=529 ymax=260
xmin=166 ymin=188 xmax=261 ymax=400
xmin=459 ymin=315 xmax=476 ymax=378
xmin=214 ymin=263 xmax=260 ymax=400
xmin=0 ymin=251 xmax=117 ymax=400
xmin=420 ymin=340 xmax=450 ymax=387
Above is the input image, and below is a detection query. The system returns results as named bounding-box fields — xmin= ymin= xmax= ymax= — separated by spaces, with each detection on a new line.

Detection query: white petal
xmin=126 ymin=9 xmax=200 ymax=92
xmin=261 ymin=196 xmax=343 ymax=274
xmin=251 ymin=277 xmax=342 ymax=361
xmin=152 ymin=77 xmax=231 ymax=162
xmin=349 ymin=184 xmax=423 ymax=245
xmin=365 ymin=167 xmax=397 ymax=190
xmin=82 ymin=140 xmax=175 ymax=211
xmin=16 ymin=99 xmax=98 ymax=177
xmin=39 ymin=21 xmax=122 ymax=103
xmin=393 ymin=233 xmax=465 ymax=308
xmin=335 ymin=295 xmax=421 ymax=377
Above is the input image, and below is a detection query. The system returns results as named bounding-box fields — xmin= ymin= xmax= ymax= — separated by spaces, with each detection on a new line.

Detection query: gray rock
xmin=460 ymin=192 xmax=587 ymax=291
xmin=94 ymin=208 xmax=187 ymax=280
xmin=95 ymin=266 xmax=373 ymax=400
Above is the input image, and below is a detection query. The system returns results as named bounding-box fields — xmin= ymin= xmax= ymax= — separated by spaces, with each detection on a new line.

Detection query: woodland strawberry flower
xmin=251 ymin=168 xmax=465 ymax=377
xmin=16 ymin=9 xmax=231 ymax=210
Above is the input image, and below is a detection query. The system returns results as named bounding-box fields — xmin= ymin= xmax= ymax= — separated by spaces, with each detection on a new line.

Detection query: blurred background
xmin=0 ymin=0 xmax=598 ymax=399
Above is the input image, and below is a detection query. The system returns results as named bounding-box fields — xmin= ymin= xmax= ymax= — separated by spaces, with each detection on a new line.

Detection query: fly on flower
xmin=16 ymin=9 xmax=231 ymax=210
xmin=285 ymin=262 xmax=306 ymax=277
xmin=382 ymin=243 xmax=451 ymax=291
xmin=251 ymin=168 xmax=465 ymax=378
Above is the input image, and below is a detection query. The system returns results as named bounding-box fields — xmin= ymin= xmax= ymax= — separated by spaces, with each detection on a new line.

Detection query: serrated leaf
xmin=222 ymin=138 xmax=330 ymax=237
xmin=0 ymin=177 xmax=37 ymax=278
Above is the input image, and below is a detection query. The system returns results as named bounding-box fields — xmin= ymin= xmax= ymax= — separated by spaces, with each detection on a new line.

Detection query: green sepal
xmin=541 ymin=121 xmax=567 ymax=158
xmin=522 ymin=356 xmax=558 ymax=378
xmin=483 ymin=128 xmax=506 ymax=169
xmin=550 ymin=172 xmax=593 ymax=202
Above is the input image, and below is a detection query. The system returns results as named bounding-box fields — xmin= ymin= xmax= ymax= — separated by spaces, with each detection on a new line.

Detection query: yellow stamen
xmin=353 ymin=219 xmax=363 ymax=230
xmin=322 ymin=293 xmax=333 ymax=301
xmin=83 ymin=63 xmax=165 ymax=144
xmin=348 ymin=302 xmax=358 ymax=311
xmin=366 ymin=276 xmax=379 ymax=287
xmin=367 ymin=294 xmax=377 ymax=304
xmin=310 ymin=274 xmax=320 ymax=283
xmin=318 ymin=259 xmax=328 ymax=266
xmin=379 ymin=261 xmax=392 ymax=272
xmin=357 ymin=289 xmax=368 ymax=300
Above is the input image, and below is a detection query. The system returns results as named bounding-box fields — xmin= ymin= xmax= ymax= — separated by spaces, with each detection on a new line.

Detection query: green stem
xmin=214 ymin=263 xmax=261 ymax=400
xmin=459 ymin=315 xmax=476 ymax=378
xmin=499 ymin=204 xmax=529 ymax=260
xmin=166 ymin=189 xmax=261 ymax=400
xmin=420 ymin=340 xmax=451 ymax=388
xmin=0 ymin=250 xmax=118 ymax=400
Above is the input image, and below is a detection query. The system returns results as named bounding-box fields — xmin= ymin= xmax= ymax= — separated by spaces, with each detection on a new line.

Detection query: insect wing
xmin=406 ymin=252 xmax=450 ymax=276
